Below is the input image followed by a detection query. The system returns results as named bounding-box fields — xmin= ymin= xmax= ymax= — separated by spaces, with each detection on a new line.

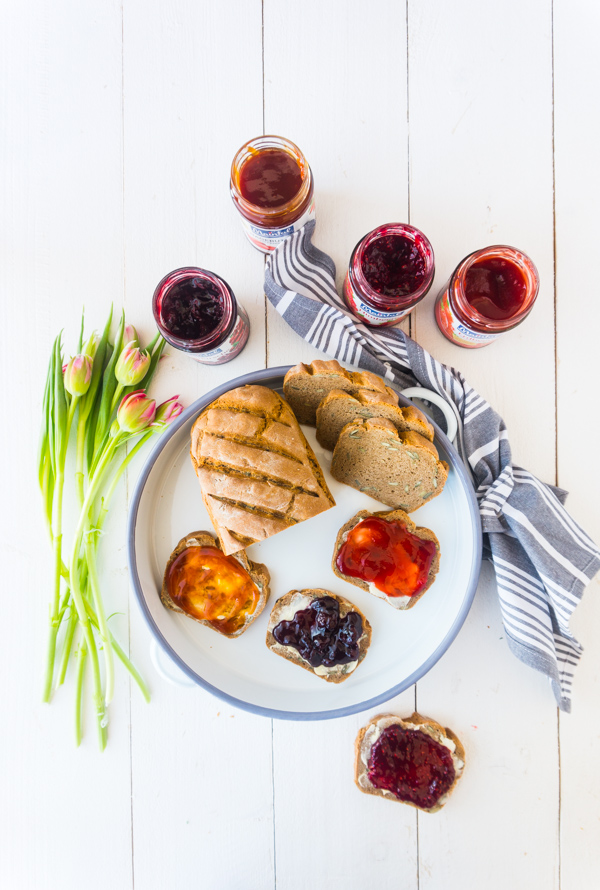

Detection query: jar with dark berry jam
xmin=152 ymin=267 xmax=250 ymax=365
xmin=343 ymin=223 xmax=435 ymax=327
xmin=230 ymin=135 xmax=315 ymax=253
xmin=434 ymin=245 xmax=539 ymax=348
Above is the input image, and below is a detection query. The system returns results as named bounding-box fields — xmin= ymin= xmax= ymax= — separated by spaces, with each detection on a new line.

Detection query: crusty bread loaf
xmin=316 ymin=388 xmax=434 ymax=452
xmin=332 ymin=509 xmax=440 ymax=610
xmin=283 ymin=359 xmax=398 ymax=426
xmin=331 ymin=417 xmax=448 ymax=511
xmin=265 ymin=589 xmax=372 ymax=683
xmin=190 ymin=385 xmax=335 ymax=555
xmin=355 ymin=712 xmax=465 ymax=812
xmin=160 ymin=531 xmax=270 ymax=638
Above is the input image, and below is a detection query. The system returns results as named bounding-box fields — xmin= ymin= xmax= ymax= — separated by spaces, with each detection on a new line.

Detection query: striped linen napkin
xmin=264 ymin=220 xmax=600 ymax=712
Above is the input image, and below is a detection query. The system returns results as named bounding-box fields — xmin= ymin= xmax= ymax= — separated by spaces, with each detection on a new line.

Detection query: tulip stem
xmin=84 ymin=529 xmax=114 ymax=704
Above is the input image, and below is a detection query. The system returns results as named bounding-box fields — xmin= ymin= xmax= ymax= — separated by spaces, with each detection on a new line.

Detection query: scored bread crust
xmin=265 ymin=588 xmax=372 ymax=683
xmin=316 ymin=388 xmax=435 ymax=452
xmin=331 ymin=509 xmax=440 ymax=610
xmin=354 ymin=712 xmax=466 ymax=813
xmin=283 ymin=359 xmax=398 ymax=426
xmin=160 ymin=530 xmax=270 ymax=638
xmin=190 ymin=385 xmax=335 ymax=555
xmin=331 ymin=416 xmax=449 ymax=511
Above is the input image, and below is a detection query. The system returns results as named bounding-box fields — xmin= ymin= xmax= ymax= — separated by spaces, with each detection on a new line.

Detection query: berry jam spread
xmin=239 ymin=149 xmax=303 ymax=209
xmin=464 ymin=257 xmax=527 ymax=320
xmin=166 ymin=546 xmax=261 ymax=635
xmin=368 ymin=724 xmax=455 ymax=809
xmin=336 ymin=518 xmax=437 ymax=599
xmin=272 ymin=596 xmax=363 ymax=668
xmin=361 ymin=234 xmax=427 ymax=297
xmin=160 ymin=276 xmax=224 ymax=341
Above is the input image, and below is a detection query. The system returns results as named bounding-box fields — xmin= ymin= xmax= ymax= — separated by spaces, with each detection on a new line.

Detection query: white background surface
xmin=2 ymin=1 xmax=599 ymax=888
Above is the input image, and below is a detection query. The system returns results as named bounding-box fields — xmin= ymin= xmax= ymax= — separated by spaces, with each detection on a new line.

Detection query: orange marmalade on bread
xmin=336 ymin=517 xmax=437 ymax=598
xmin=166 ymin=546 xmax=261 ymax=635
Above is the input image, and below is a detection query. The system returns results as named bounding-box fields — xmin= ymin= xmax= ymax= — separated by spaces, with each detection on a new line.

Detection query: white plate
xmin=128 ymin=366 xmax=481 ymax=719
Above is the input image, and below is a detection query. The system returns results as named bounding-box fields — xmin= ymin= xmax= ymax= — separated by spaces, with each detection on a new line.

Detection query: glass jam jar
xmin=343 ymin=223 xmax=435 ymax=327
xmin=152 ymin=267 xmax=250 ymax=365
xmin=434 ymin=245 xmax=539 ymax=348
xmin=230 ymin=135 xmax=315 ymax=253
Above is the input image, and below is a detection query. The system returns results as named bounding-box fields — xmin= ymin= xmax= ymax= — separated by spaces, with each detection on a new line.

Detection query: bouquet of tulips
xmin=38 ymin=308 xmax=183 ymax=749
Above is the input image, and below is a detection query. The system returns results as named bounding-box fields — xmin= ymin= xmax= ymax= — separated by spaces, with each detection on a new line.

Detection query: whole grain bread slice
xmin=332 ymin=509 xmax=440 ymax=610
xmin=316 ymin=388 xmax=434 ymax=451
xmin=265 ymin=588 xmax=372 ymax=683
xmin=190 ymin=385 xmax=335 ymax=555
xmin=354 ymin=712 xmax=466 ymax=813
xmin=160 ymin=530 xmax=270 ymax=638
xmin=331 ymin=417 xmax=448 ymax=511
xmin=283 ymin=359 xmax=398 ymax=426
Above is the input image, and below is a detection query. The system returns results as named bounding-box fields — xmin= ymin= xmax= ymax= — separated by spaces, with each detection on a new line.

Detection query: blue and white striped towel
xmin=264 ymin=220 xmax=600 ymax=712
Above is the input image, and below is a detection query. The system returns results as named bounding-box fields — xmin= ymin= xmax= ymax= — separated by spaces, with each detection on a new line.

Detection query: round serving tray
xmin=128 ymin=365 xmax=482 ymax=720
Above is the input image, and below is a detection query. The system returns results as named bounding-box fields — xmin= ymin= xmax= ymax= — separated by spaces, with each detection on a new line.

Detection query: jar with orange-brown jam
xmin=230 ymin=135 xmax=315 ymax=252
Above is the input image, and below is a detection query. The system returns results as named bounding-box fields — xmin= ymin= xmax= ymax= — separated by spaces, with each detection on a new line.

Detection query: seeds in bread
xmin=316 ymin=388 xmax=434 ymax=452
xmin=190 ymin=385 xmax=335 ymax=555
xmin=283 ymin=359 xmax=398 ymax=426
xmin=355 ymin=712 xmax=465 ymax=812
xmin=265 ymin=589 xmax=372 ymax=683
xmin=331 ymin=417 xmax=448 ymax=511
xmin=331 ymin=509 xmax=440 ymax=610
xmin=160 ymin=531 xmax=270 ymax=638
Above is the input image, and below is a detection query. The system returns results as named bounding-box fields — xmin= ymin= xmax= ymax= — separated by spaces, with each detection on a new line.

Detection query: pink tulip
xmin=64 ymin=354 xmax=93 ymax=397
xmin=152 ymin=396 xmax=184 ymax=429
xmin=115 ymin=341 xmax=151 ymax=387
xmin=116 ymin=390 xmax=156 ymax=433
xmin=124 ymin=324 xmax=139 ymax=348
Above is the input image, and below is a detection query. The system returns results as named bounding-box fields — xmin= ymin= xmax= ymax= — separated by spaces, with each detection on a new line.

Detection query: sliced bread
xmin=355 ymin=712 xmax=465 ymax=812
xmin=190 ymin=385 xmax=335 ymax=555
xmin=330 ymin=417 xmax=448 ymax=511
xmin=332 ymin=509 xmax=440 ymax=610
xmin=265 ymin=588 xmax=372 ymax=683
xmin=160 ymin=530 xmax=270 ymax=638
xmin=283 ymin=359 xmax=398 ymax=426
xmin=316 ymin=388 xmax=434 ymax=452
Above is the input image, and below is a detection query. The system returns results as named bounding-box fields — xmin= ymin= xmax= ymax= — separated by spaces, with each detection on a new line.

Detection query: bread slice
xmin=265 ymin=588 xmax=372 ymax=683
xmin=355 ymin=712 xmax=465 ymax=812
xmin=332 ymin=509 xmax=440 ymax=610
xmin=283 ymin=359 xmax=398 ymax=426
xmin=316 ymin=388 xmax=434 ymax=452
xmin=190 ymin=385 xmax=335 ymax=555
xmin=160 ymin=531 xmax=270 ymax=638
xmin=331 ymin=417 xmax=448 ymax=511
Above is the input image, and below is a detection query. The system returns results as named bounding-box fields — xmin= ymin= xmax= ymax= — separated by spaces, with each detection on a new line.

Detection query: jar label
xmin=191 ymin=305 xmax=250 ymax=365
xmin=343 ymin=274 xmax=411 ymax=326
xmin=235 ymin=197 xmax=316 ymax=253
xmin=435 ymin=288 xmax=499 ymax=347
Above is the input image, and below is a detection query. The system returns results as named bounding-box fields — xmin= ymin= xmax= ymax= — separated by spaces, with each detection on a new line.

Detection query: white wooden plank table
xmin=2 ymin=1 xmax=599 ymax=888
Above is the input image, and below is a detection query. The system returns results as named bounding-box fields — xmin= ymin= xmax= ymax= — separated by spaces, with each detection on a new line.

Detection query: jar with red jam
xmin=343 ymin=223 xmax=435 ymax=327
xmin=230 ymin=135 xmax=316 ymax=253
xmin=434 ymin=245 xmax=539 ymax=348
xmin=152 ymin=266 xmax=250 ymax=365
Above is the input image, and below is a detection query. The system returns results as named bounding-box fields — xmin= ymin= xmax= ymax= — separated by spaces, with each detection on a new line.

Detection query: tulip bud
xmin=84 ymin=331 xmax=99 ymax=360
xmin=152 ymin=396 xmax=184 ymax=430
xmin=115 ymin=341 xmax=151 ymax=387
xmin=116 ymin=391 xmax=156 ymax=433
xmin=64 ymin=354 xmax=93 ymax=397
xmin=124 ymin=324 xmax=139 ymax=348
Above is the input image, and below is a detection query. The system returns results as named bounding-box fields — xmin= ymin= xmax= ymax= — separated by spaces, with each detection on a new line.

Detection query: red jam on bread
xmin=336 ymin=517 xmax=437 ymax=599
xmin=166 ymin=545 xmax=261 ymax=635
xmin=368 ymin=724 xmax=456 ymax=809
